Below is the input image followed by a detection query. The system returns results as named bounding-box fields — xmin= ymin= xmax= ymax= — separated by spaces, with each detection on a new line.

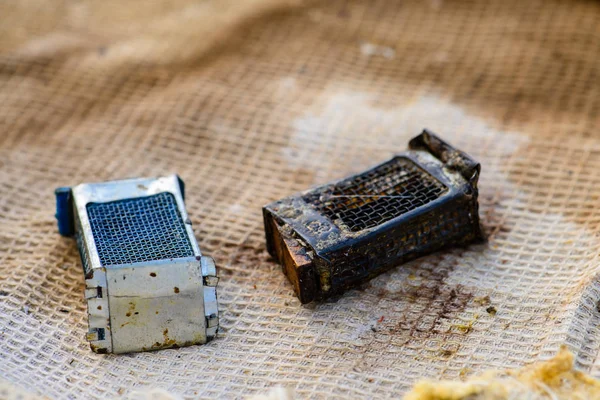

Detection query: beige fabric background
xmin=1 ymin=0 xmax=599 ymax=398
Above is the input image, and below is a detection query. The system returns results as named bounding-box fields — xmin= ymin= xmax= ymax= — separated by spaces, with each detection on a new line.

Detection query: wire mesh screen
xmin=304 ymin=158 xmax=448 ymax=232
xmin=86 ymin=193 xmax=194 ymax=266
xmin=75 ymin=224 xmax=91 ymax=274
xmin=1 ymin=0 xmax=600 ymax=398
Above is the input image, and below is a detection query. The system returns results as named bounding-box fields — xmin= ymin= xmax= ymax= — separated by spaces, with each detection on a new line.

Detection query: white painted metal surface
xmin=68 ymin=175 xmax=219 ymax=353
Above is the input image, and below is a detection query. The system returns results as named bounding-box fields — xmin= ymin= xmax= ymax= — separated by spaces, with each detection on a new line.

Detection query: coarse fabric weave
xmin=1 ymin=0 xmax=599 ymax=398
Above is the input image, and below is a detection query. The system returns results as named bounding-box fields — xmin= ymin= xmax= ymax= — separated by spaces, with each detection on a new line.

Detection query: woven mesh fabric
xmin=0 ymin=0 xmax=599 ymax=398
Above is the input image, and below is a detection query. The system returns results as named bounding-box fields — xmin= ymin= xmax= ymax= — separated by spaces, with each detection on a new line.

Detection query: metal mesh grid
xmin=2 ymin=0 xmax=600 ymax=398
xmin=72 ymin=207 xmax=93 ymax=275
xmin=331 ymin=208 xmax=475 ymax=285
xmin=86 ymin=192 xmax=194 ymax=267
xmin=304 ymin=157 xmax=448 ymax=232
xmin=75 ymin=227 xmax=91 ymax=274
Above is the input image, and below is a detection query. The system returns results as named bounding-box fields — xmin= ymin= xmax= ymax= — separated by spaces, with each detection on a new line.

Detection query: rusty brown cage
xmin=263 ymin=130 xmax=483 ymax=303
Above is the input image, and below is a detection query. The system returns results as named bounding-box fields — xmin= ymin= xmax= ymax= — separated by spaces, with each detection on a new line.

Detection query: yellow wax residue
xmin=404 ymin=346 xmax=600 ymax=400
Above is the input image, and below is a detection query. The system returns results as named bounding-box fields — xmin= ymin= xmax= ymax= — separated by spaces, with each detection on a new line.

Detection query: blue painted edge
xmin=176 ymin=175 xmax=185 ymax=202
xmin=55 ymin=187 xmax=74 ymax=237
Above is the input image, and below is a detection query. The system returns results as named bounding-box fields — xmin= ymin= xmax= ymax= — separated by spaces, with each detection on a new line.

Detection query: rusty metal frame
xmin=263 ymin=130 xmax=483 ymax=303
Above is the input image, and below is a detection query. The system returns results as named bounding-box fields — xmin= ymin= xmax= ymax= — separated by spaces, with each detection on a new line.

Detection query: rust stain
xmin=148 ymin=328 xmax=177 ymax=350
xmin=361 ymin=253 xmax=477 ymax=344
xmin=125 ymin=301 xmax=136 ymax=318
xmin=224 ymin=245 xmax=270 ymax=278
xmin=439 ymin=349 xmax=455 ymax=358
xmin=337 ymin=252 xmax=481 ymax=376
xmin=173 ymin=287 xmax=180 ymax=294
xmin=90 ymin=343 xmax=107 ymax=354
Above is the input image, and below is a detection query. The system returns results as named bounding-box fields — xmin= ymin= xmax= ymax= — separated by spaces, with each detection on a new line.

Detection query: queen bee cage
xmin=263 ymin=130 xmax=483 ymax=303
xmin=55 ymin=175 xmax=218 ymax=354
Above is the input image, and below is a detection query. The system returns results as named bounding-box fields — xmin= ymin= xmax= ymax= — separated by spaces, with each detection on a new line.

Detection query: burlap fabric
xmin=1 ymin=0 xmax=599 ymax=398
